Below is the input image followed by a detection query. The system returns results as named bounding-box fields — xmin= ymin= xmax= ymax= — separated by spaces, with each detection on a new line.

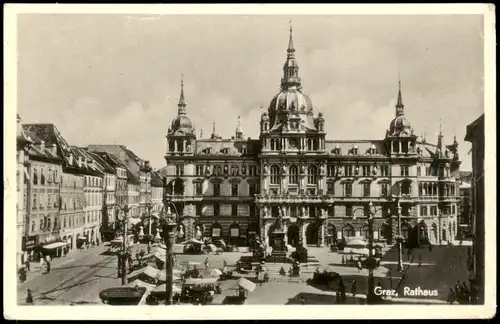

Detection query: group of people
xmin=341 ymin=255 xmax=364 ymax=271
xmin=448 ymin=280 xmax=474 ymax=304
xmin=79 ymin=238 xmax=100 ymax=251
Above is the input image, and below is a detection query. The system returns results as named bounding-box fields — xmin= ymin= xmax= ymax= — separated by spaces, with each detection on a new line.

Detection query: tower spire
xmin=178 ymin=73 xmax=186 ymax=115
xmin=437 ymin=119 xmax=444 ymax=152
xmin=281 ymin=22 xmax=301 ymax=90
xmin=287 ymin=20 xmax=295 ymax=56
xmin=210 ymin=121 xmax=218 ymax=139
xmin=235 ymin=115 xmax=243 ymax=139
xmin=395 ymin=78 xmax=404 ymax=116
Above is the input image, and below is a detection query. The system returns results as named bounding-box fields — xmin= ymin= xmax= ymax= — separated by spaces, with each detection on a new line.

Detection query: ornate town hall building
xmin=161 ymin=27 xmax=461 ymax=249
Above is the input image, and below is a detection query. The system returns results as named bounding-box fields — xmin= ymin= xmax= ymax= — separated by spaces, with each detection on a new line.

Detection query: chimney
xmin=78 ymin=156 xmax=82 ymax=168
xmin=69 ymin=153 xmax=74 ymax=165
xmin=51 ymin=144 xmax=58 ymax=156
xmin=40 ymin=140 xmax=45 ymax=152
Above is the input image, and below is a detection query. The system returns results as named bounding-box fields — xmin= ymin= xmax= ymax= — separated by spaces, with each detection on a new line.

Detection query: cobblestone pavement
xmin=16 ymin=241 xmax=469 ymax=305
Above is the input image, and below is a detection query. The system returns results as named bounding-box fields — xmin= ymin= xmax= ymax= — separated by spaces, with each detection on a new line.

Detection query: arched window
xmin=362 ymin=224 xmax=370 ymax=239
xmin=307 ymin=165 xmax=318 ymax=184
xmin=270 ymin=165 xmax=280 ymax=184
xmin=289 ymin=165 xmax=299 ymax=184
xmin=343 ymin=224 xmax=355 ymax=238
xmin=33 ymin=168 xmax=38 ymax=185
xmin=41 ymin=168 xmax=45 ymax=185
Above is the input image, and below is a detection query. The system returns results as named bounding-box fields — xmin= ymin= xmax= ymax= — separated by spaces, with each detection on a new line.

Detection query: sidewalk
xmin=21 ymin=244 xmax=110 ymax=286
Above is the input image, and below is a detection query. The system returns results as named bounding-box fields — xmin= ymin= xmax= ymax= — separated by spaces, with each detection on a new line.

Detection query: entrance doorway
xmin=287 ymin=224 xmax=300 ymax=247
xmin=306 ymin=223 xmax=320 ymax=246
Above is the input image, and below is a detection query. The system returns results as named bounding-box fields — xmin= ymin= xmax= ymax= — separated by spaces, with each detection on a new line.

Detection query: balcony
xmin=255 ymin=192 xmax=332 ymax=204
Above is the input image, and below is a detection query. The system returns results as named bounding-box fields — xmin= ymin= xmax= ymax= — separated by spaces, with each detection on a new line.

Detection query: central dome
xmin=170 ymin=115 xmax=194 ymax=135
xmin=389 ymin=115 xmax=412 ymax=136
xmin=268 ymin=88 xmax=314 ymax=115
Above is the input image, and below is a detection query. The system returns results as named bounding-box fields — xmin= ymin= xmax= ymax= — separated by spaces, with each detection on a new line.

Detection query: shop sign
xmin=22 ymin=235 xmax=38 ymax=251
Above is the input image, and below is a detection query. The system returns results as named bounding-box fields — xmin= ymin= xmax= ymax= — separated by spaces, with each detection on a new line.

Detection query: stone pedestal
xmin=268 ymin=230 xmax=287 ymax=263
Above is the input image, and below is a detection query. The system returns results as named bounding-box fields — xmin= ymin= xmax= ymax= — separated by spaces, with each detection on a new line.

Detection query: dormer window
xmin=369 ymin=144 xmax=376 ymax=155
xmin=352 ymin=145 xmax=359 ymax=155
xmin=220 ymin=148 xmax=229 ymax=155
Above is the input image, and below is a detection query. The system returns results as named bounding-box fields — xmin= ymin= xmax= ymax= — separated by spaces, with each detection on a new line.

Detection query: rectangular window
xmin=213 ymin=203 xmax=220 ymax=216
xmin=249 ymin=166 xmax=257 ymax=177
xmin=249 ymin=205 xmax=256 ymax=218
xmin=380 ymin=165 xmax=389 ymax=177
xmin=380 ymin=183 xmax=388 ymax=197
xmin=344 ymin=183 xmax=352 ymax=197
xmin=363 ymin=183 xmax=370 ymax=197
xmin=232 ymin=204 xmax=238 ymax=215
xmin=425 ymin=167 xmax=431 ymax=176
xmin=327 ymin=182 xmax=335 ymax=195
xmin=327 ymin=165 xmax=336 ymax=177
xmin=362 ymin=166 xmax=371 ymax=177
xmin=420 ymin=205 xmax=428 ymax=216
xmin=47 ymin=194 xmax=52 ymax=208
xmin=175 ymin=165 xmax=184 ymax=176
xmin=231 ymin=183 xmax=238 ymax=196
xmin=196 ymin=204 xmax=202 ymax=216
xmin=345 ymin=166 xmax=353 ymax=177
xmin=213 ymin=183 xmax=220 ymax=196
xmin=346 ymin=205 xmax=353 ymax=217
xmin=249 ymin=183 xmax=257 ymax=196
xmin=401 ymin=166 xmax=409 ymax=177
xmin=196 ymin=165 xmax=204 ymax=176
xmin=417 ymin=166 xmax=421 ymax=176
xmin=195 ymin=182 xmax=203 ymax=196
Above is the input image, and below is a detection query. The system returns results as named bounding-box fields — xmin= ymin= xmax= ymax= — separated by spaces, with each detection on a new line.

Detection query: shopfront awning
xmin=43 ymin=242 xmax=69 ymax=250
xmin=184 ymin=278 xmax=219 ymax=285
xmin=237 ymin=277 xmax=256 ymax=292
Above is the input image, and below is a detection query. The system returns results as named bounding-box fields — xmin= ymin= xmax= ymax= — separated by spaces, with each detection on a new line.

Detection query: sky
xmin=17 ymin=14 xmax=484 ymax=171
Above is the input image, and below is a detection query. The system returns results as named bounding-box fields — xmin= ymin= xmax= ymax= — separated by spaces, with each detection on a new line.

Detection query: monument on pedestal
xmin=268 ymin=212 xmax=288 ymax=263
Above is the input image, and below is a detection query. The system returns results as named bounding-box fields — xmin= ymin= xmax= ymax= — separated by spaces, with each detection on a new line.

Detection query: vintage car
xmin=99 ymin=287 xmax=148 ymax=305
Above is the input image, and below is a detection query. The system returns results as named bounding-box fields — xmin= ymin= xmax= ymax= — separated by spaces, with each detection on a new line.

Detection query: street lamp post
xmin=115 ymin=203 xmax=130 ymax=285
xmin=161 ymin=200 xmax=180 ymax=305
xmin=396 ymin=200 xmax=404 ymax=272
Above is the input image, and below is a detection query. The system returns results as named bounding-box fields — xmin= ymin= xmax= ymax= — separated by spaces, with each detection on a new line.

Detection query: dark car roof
xmin=99 ymin=287 xmax=147 ymax=300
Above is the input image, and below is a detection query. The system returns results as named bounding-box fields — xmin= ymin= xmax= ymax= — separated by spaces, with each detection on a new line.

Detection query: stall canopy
xmin=237 ymin=278 xmax=256 ymax=292
xmin=126 ymin=279 xmax=156 ymax=291
xmin=184 ymin=278 xmax=219 ymax=285
xmin=128 ymin=217 xmax=142 ymax=226
xmin=127 ymin=266 xmax=160 ymax=280
xmin=156 ymin=270 xmax=181 ymax=282
xmin=154 ymin=284 xmax=182 ymax=293
xmin=345 ymin=239 xmax=368 ymax=247
xmin=43 ymin=242 xmax=69 ymax=250
xmin=182 ymin=239 xmax=204 ymax=245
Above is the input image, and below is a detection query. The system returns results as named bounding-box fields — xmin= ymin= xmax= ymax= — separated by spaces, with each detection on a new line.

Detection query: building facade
xmin=457 ymin=171 xmax=472 ymax=237
xmin=17 ymin=115 xmax=32 ymax=266
xmin=22 ymin=125 xmax=65 ymax=260
xmin=86 ymin=151 xmax=117 ymax=240
xmin=73 ymin=148 xmax=104 ymax=244
xmin=464 ymin=114 xmax=484 ymax=305
xmin=151 ymin=171 xmax=164 ymax=214
xmin=162 ymin=27 xmax=461 ymax=248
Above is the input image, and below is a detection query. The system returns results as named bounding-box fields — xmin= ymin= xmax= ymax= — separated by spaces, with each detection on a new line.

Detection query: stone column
xmin=320 ymin=224 xmax=325 ymax=247
xmin=398 ymin=141 xmax=402 ymax=154
xmin=183 ymin=140 xmax=186 ymax=152
xmin=174 ymin=140 xmax=178 ymax=153
xmin=284 ymin=224 xmax=288 ymax=245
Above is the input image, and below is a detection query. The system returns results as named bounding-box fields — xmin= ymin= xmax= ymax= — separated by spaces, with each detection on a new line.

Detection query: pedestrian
xmin=204 ymin=258 xmax=210 ymax=270
xmin=336 ymin=291 xmax=341 ymax=304
xmin=25 ymin=259 xmax=30 ymax=272
xmin=351 ymin=280 xmax=357 ymax=297
xmin=264 ymin=272 xmax=269 ymax=284
xmin=300 ymin=296 xmax=306 ymax=305
xmin=26 ymin=289 xmax=34 ymax=305
xmin=428 ymin=244 xmax=433 ymax=252
xmin=356 ymin=260 xmax=362 ymax=272
xmin=46 ymin=261 xmax=51 ymax=273
xmin=447 ymin=288 xmax=456 ymax=304
xmin=97 ymin=238 xmax=100 ymax=246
